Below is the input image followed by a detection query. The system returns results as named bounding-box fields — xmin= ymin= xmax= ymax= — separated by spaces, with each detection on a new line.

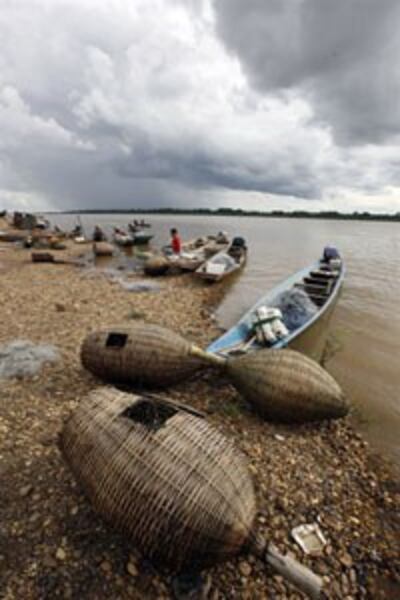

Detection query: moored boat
xmin=167 ymin=236 xmax=231 ymax=272
xmin=0 ymin=230 xmax=28 ymax=243
xmin=195 ymin=237 xmax=247 ymax=282
xmin=207 ymin=251 xmax=344 ymax=362
xmin=112 ymin=226 xmax=135 ymax=246
xmin=129 ymin=219 xmax=151 ymax=231
xmin=132 ymin=230 xmax=153 ymax=245
xmin=35 ymin=216 xmax=50 ymax=230
xmin=113 ymin=231 xmax=135 ymax=246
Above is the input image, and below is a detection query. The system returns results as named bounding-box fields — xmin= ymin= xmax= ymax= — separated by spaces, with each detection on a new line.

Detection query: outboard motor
xmin=231 ymin=236 xmax=247 ymax=249
xmin=322 ymin=246 xmax=340 ymax=262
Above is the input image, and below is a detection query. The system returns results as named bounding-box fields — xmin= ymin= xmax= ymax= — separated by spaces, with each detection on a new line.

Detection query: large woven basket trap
xmin=59 ymin=388 xmax=256 ymax=570
xmin=81 ymin=323 xmax=205 ymax=387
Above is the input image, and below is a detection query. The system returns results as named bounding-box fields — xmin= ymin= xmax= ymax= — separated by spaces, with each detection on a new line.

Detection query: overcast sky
xmin=1 ymin=0 xmax=400 ymax=213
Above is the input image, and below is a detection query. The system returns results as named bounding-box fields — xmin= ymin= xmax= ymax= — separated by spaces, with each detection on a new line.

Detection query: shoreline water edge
xmin=0 ymin=218 xmax=399 ymax=599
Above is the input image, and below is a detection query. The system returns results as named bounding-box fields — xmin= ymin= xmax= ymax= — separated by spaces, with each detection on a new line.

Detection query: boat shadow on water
xmin=320 ymin=331 xmax=344 ymax=367
xmin=80 ymin=244 xmax=154 ymax=272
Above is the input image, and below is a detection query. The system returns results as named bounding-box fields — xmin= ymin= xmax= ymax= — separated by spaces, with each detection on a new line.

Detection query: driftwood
xmin=31 ymin=252 xmax=78 ymax=266
xmin=266 ymin=544 xmax=322 ymax=599
xmin=0 ymin=231 xmax=28 ymax=243
xmin=31 ymin=252 xmax=55 ymax=263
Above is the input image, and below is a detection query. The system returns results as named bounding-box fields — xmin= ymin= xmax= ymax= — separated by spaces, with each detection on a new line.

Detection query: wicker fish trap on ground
xmin=59 ymin=388 xmax=257 ymax=571
xmin=224 ymin=348 xmax=348 ymax=423
xmin=81 ymin=323 xmax=205 ymax=387
xmin=144 ymin=256 xmax=169 ymax=276
xmin=192 ymin=345 xmax=348 ymax=423
xmin=93 ymin=242 xmax=113 ymax=256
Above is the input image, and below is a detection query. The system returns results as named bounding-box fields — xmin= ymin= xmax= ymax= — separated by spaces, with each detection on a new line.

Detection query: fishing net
xmin=0 ymin=340 xmax=60 ymax=379
xmin=273 ymin=288 xmax=318 ymax=331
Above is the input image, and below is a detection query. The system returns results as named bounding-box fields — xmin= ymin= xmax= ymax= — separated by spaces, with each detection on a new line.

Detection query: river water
xmin=51 ymin=213 xmax=400 ymax=474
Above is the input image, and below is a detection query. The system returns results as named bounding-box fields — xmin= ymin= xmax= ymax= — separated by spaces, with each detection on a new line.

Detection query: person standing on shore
xmin=170 ymin=228 xmax=182 ymax=254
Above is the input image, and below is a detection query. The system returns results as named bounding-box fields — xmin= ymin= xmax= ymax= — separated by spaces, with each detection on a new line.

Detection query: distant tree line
xmin=51 ymin=207 xmax=400 ymax=222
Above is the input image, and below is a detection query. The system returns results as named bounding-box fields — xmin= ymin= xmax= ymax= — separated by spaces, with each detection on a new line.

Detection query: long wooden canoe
xmin=195 ymin=239 xmax=247 ymax=282
xmin=207 ymin=258 xmax=344 ymax=362
xmin=132 ymin=231 xmax=153 ymax=245
xmin=170 ymin=238 xmax=231 ymax=272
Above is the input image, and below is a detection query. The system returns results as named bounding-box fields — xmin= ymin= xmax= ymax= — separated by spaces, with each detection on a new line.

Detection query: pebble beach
xmin=0 ymin=219 xmax=399 ymax=599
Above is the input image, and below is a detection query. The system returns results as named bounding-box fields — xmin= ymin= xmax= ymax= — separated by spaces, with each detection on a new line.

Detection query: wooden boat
xmin=132 ymin=230 xmax=153 ymax=245
xmin=129 ymin=219 xmax=151 ymax=231
xmin=35 ymin=216 xmax=50 ymax=230
xmin=195 ymin=237 xmax=247 ymax=282
xmin=168 ymin=237 xmax=230 ymax=272
xmin=207 ymin=257 xmax=344 ymax=363
xmin=113 ymin=231 xmax=154 ymax=247
xmin=113 ymin=231 xmax=135 ymax=247
xmin=163 ymin=236 xmax=203 ymax=258
xmin=0 ymin=230 xmax=28 ymax=242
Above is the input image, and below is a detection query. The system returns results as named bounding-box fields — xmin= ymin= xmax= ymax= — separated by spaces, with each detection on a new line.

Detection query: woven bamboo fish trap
xmin=81 ymin=323 xmax=205 ymax=387
xmin=93 ymin=242 xmax=113 ymax=256
xmin=60 ymin=388 xmax=257 ymax=570
xmin=31 ymin=252 xmax=55 ymax=263
xmin=222 ymin=348 xmax=348 ymax=423
xmin=144 ymin=256 xmax=169 ymax=276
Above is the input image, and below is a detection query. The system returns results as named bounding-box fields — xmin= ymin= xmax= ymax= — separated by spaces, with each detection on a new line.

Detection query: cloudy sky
xmin=1 ymin=0 xmax=400 ymax=213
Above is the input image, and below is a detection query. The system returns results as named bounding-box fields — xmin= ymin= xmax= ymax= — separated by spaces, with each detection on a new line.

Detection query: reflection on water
xmin=76 ymin=241 xmax=152 ymax=272
xmin=51 ymin=213 xmax=400 ymax=474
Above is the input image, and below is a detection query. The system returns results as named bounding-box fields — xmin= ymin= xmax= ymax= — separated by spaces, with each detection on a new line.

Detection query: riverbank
xmin=0 ymin=229 xmax=399 ymax=599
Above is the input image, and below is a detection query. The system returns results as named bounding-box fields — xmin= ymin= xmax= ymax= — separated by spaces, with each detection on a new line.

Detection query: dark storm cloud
xmin=0 ymin=0 xmax=399 ymax=212
xmin=114 ymin=137 xmax=320 ymax=199
xmin=214 ymin=0 xmax=400 ymax=144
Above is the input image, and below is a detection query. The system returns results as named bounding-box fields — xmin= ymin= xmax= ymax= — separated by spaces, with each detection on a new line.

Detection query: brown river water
xmin=51 ymin=213 xmax=400 ymax=475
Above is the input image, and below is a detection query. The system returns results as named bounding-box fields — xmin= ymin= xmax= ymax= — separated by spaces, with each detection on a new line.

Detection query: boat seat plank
xmin=294 ymin=282 xmax=330 ymax=296
xmin=303 ymin=279 xmax=333 ymax=294
xmin=310 ymin=270 xmax=338 ymax=280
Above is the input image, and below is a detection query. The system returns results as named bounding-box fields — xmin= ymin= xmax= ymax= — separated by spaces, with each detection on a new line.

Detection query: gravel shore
xmin=0 ymin=226 xmax=399 ymax=599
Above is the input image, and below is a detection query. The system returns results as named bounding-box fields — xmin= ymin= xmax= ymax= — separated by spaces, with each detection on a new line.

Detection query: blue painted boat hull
xmin=207 ymin=260 xmax=345 ymax=363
